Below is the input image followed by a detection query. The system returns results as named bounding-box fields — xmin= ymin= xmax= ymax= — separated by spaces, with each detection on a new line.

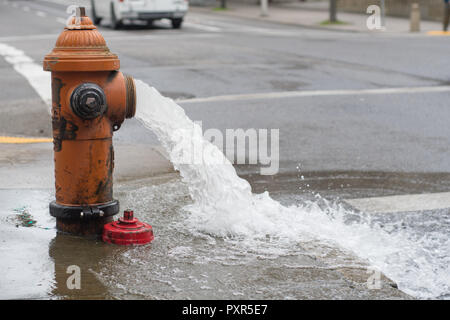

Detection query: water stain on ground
xmin=160 ymin=91 xmax=196 ymax=100
xmin=269 ymin=80 xmax=307 ymax=91
xmin=242 ymin=170 xmax=450 ymax=201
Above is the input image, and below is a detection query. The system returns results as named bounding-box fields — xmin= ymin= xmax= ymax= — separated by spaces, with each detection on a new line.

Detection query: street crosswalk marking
xmin=0 ymin=34 xmax=60 ymax=42
xmin=345 ymin=192 xmax=450 ymax=214
xmin=0 ymin=42 xmax=52 ymax=108
xmin=185 ymin=18 xmax=297 ymax=36
xmin=183 ymin=22 xmax=222 ymax=32
xmin=56 ymin=17 xmax=67 ymax=25
xmin=36 ymin=11 xmax=47 ymax=18
xmin=177 ymin=85 xmax=450 ymax=104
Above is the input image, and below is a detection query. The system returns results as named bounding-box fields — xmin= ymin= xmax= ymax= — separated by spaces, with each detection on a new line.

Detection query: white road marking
xmin=184 ymin=22 xmax=222 ymax=32
xmin=242 ymin=27 xmax=297 ymax=36
xmin=0 ymin=43 xmax=51 ymax=107
xmin=36 ymin=11 xmax=47 ymax=18
xmin=0 ymin=34 xmax=60 ymax=42
xmin=345 ymin=192 xmax=450 ymax=214
xmin=42 ymin=0 xmax=90 ymax=6
xmin=56 ymin=17 xmax=67 ymax=25
xmin=105 ymin=33 xmax=219 ymax=41
xmin=187 ymin=18 xmax=297 ymax=36
xmin=0 ymin=31 xmax=218 ymax=43
xmin=3 ymin=0 xmax=65 ymax=25
xmin=177 ymin=86 xmax=450 ymax=104
xmin=1 ymin=38 xmax=450 ymax=122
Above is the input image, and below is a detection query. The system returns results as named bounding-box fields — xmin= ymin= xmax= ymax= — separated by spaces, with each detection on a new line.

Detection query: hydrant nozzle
xmin=43 ymin=7 xmax=136 ymax=237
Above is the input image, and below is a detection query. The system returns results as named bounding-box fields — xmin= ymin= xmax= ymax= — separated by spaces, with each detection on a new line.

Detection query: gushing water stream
xmin=134 ymin=80 xmax=449 ymax=299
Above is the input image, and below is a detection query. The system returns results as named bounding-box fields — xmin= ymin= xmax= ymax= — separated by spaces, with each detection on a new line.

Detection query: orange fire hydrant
xmin=43 ymin=7 xmax=136 ymax=237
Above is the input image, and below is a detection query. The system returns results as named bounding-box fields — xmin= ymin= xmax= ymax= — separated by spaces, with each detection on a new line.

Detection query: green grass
xmin=213 ymin=7 xmax=228 ymax=12
xmin=320 ymin=20 xmax=349 ymax=26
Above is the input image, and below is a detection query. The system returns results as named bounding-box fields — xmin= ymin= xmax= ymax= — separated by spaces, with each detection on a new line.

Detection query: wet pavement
xmin=1 ymin=0 xmax=449 ymax=300
xmin=0 ymin=143 xmax=418 ymax=299
xmin=0 ymin=163 xmax=411 ymax=300
xmin=3 ymin=142 xmax=450 ymax=299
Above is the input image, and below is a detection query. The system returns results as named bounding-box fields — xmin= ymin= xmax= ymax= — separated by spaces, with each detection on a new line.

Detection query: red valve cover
xmin=102 ymin=210 xmax=154 ymax=245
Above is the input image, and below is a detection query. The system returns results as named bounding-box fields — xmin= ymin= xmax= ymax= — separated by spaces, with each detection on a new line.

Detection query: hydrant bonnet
xmin=43 ymin=8 xmax=120 ymax=72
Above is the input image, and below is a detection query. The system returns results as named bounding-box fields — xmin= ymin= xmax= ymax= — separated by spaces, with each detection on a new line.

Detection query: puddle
xmin=46 ymin=175 xmax=410 ymax=300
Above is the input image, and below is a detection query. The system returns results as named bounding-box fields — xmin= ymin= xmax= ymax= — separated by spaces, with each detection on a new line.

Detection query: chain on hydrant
xmin=43 ymin=7 xmax=137 ymax=237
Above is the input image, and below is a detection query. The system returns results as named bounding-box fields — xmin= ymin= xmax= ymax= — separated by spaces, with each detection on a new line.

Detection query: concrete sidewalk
xmin=0 ymin=141 xmax=412 ymax=299
xmin=0 ymin=142 xmax=174 ymax=189
xmin=191 ymin=1 xmax=443 ymax=34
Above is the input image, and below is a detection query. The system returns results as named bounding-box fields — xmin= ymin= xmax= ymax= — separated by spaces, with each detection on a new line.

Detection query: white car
xmin=90 ymin=0 xmax=189 ymax=29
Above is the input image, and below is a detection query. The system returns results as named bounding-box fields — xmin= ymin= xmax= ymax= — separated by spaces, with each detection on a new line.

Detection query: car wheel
xmin=110 ymin=3 xmax=122 ymax=30
xmin=171 ymin=18 xmax=183 ymax=29
xmin=90 ymin=0 xmax=102 ymax=25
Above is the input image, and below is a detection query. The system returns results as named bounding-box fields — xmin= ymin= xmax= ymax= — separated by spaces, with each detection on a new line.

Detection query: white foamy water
xmin=135 ymin=80 xmax=449 ymax=299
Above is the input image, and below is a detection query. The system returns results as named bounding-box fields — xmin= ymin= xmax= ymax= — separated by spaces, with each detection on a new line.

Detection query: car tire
xmin=171 ymin=18 xmax=183 ymax=29
xmin=90 ymin=0 xmax=102 ymax=25
xmin=110 ymin=3 xmax=122 ymax=30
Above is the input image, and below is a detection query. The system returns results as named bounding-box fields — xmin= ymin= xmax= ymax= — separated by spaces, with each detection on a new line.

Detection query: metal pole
xmin=380 ymin=0 xmax=385 ymax=28
xmin=261 ymin=0 xmax=268 ymax=17
xmin=329 ymin=0 xmax=337 ymax=22
xmin=410 ymin=3 xmax=421 ymax=32
xmin=221 ymin=0 xmax=226 ymax=9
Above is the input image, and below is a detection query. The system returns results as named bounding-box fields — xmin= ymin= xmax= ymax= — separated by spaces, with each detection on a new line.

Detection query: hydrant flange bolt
xmin=70 ymin=83 xmax=107 ymax=120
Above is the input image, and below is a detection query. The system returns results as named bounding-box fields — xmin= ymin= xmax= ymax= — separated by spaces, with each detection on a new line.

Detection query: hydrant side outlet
xmin=44 ymin=8 xmax=136 ymax=237
xmin=70 ymin=83 xmax=107 ymax=120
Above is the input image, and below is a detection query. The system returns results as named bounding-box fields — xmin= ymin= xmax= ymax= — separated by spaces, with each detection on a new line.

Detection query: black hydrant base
xmin=49 ymin=200 xmax=120 ymax=219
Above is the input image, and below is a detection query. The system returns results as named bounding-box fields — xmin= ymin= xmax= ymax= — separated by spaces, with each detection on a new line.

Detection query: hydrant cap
xmin=43 ymin=7 xmax=120 ymax=72
xmin=102 ymin=210 xmax=154 ymax=245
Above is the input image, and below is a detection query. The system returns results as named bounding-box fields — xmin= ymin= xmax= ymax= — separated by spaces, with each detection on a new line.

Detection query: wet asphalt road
xmin=1 ymin=0 xmax=450 ymax=300
xmin=1 ymin=0 xmax=450 ymax=180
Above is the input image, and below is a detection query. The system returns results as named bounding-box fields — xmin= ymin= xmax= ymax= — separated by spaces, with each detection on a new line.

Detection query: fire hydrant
xmin=43 ymin=7 xmax=136 ymax=237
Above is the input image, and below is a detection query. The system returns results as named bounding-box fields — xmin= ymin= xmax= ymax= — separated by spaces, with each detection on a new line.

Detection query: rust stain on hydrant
xmin=43 ymin=7 xmax=136 ymax=237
